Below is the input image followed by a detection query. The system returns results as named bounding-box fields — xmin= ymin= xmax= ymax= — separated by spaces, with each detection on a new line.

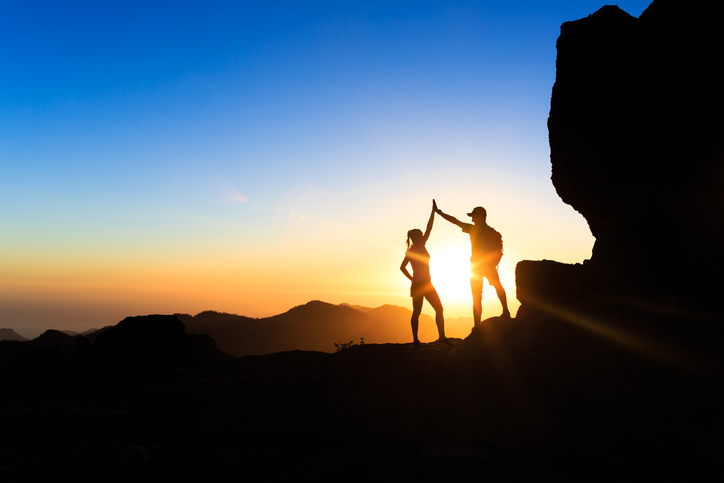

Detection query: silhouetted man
xmin=435 ymin=202 xmax=510 ymax=329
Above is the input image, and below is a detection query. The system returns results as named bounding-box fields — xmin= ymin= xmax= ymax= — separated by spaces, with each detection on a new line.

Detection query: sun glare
xmin=421 ymin=239 xmax=520 ymax=320
xmin=428 ymin=244 xmax=472 ymax=303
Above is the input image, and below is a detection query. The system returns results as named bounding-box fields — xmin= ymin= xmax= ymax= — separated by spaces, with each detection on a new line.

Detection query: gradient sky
xmin=1 ymin=1 xmax=653 ymax=338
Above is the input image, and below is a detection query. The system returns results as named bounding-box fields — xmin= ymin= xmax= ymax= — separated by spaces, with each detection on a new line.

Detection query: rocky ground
xmin=2 ymin=313 xmax=722 ymax=482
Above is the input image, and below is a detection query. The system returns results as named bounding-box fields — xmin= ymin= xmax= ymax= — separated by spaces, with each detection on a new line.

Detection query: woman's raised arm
xmin=422 ymin=200 xmax=435 ymax=242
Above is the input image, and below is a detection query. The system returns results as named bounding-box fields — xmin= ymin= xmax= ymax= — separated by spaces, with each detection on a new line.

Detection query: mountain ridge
xmin=2 ymin=300 xmax=472 ymax=357
xmin=179 ymin=300 xmax=467 ymax=357
xmin=0 ymin=328 xmax=28 ymax=342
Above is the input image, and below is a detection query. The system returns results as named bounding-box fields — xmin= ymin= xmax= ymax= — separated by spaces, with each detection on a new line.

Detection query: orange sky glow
xmin=1 ymin=1 xmax=655 ymax=339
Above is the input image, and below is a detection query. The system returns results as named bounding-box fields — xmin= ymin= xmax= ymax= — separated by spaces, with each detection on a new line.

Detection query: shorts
xmin=470 ymin=258 xmax=501 ymax=285
xmin=410 ymin=279 xmax=435 ymax=298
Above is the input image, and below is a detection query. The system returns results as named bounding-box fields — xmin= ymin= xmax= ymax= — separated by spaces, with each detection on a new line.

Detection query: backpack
xmin=483 ymin=226 xmax=503 ymax=253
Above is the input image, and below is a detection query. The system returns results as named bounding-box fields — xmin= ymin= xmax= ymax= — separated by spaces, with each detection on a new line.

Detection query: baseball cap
xmin=467 ymin=206 xmax=486 ymax=217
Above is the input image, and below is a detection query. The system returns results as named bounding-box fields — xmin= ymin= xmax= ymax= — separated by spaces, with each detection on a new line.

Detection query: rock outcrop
xmin=88 ymin=315 xmax=194 ymax=376
xmin=521 ymin=0 xmax=724 ymax=315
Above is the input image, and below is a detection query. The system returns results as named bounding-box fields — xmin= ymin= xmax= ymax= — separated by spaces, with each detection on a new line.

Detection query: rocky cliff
xmin=521 ymin=0 xmax=724 ymax=314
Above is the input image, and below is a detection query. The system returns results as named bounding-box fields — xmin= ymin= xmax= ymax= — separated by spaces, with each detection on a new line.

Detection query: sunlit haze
xmin=0 ymin=1 xmax=652 ymax=338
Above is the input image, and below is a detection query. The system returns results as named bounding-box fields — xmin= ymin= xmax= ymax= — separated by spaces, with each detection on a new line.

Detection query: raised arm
xmin=434 ymin=200 xmax=465 ymax=228
xmin=422 ymin=201 xmax=436 ymax=242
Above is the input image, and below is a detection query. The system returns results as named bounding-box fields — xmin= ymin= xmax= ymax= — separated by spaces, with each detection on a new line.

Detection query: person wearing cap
xmin=434 ymin=201 xmax=511 ymax=328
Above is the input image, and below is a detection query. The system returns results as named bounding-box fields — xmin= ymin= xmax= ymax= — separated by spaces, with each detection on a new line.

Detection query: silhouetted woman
xmin=400 ymin=200 xmax=449 ymax=346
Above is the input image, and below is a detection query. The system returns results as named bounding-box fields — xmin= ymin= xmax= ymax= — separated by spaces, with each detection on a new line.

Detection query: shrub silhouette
xmin=333 ymin=337 xmax=364 ymax=352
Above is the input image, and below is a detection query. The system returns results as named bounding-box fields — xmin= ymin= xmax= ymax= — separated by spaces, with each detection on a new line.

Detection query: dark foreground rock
xmin=1 ymin=315 xmax=722 ymax=482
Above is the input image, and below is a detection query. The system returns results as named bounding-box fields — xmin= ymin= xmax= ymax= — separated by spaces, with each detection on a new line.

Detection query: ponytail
xmin=406 ymin=228 xmax=422 ymax=249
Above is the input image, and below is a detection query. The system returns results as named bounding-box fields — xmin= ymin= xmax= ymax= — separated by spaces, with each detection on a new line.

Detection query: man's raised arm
xmin=434 ymin=200 xmax=465 ymax=228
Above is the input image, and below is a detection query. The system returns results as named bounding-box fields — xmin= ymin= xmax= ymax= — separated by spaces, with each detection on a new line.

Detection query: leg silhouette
xmin=487 ymin=271 xmax=510 ymax=317
xmin=424 ymin=290 xmax=447 ymax=341
xmin=411 ymin=296 xmax=423 ymax=345
xmin=470 ymin=277 xmax=484 ymax=329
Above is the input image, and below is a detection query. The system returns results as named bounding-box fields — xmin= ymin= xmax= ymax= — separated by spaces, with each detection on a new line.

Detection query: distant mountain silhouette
xmin=81 ymin=315 xmax=233 ymax=378
xmin=339 ymin=302 xmax=374 ymax=312
xmin=178 ymin=300 xmax=450 ymax=357
xmin=0 ymin=316 xmax=232 ymax=385
xmin=86 ymin=315 xmax=193 ymax=377
xmin=0 ymin=330 xmax=77 ymax=383
xmin=0 ymin=328 xmax=28 ymax=342
xmin=32 ymin=329 xmax=78 ymax=353
xmin=82 ymin=325 xmax=113 ymax=343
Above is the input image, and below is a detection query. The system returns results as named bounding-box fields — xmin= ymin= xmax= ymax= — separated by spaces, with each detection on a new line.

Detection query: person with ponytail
xmin=400 ymin=200 xmax=449 ymax=346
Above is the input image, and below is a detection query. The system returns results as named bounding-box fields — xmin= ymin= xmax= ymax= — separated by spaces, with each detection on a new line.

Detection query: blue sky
xmin=1 ymin=1 xmax=653 ymax=336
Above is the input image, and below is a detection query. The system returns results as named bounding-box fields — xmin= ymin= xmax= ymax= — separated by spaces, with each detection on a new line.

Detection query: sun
xmin=427 ymin=241 xmax=473 ymax=303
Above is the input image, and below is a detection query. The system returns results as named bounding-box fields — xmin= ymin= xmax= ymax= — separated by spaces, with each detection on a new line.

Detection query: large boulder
xmin=524 ymin=0 xmax=724 ymax=313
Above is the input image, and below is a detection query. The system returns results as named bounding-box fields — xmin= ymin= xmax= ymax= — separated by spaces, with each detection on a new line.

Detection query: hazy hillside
xmin=179 ymin=300 xmax=458 ymax=357
xmin=0 ymin=328 xmax=28 ymax=342
xmin=1 ymin=301 xmax=472 ymax=358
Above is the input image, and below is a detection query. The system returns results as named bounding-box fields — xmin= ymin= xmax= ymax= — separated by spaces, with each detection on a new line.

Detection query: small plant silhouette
xmin=333 ymin=337 xmax=364 ymax=352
